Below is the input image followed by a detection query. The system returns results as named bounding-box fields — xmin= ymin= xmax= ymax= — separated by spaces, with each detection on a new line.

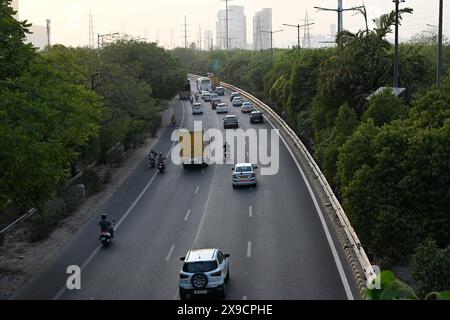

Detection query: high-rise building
xmin=215 ymin=5 xmax=247 ymax=50
xmin=253 ymin=8 xmax=272 ymax=51
xmin=204 ymin=30 xmax=213 ymax=51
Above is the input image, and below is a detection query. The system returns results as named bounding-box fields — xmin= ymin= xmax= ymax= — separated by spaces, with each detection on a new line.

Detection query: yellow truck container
xmin=209 ymin=75 xmax=220 ymax=90
xmin=179 ymin=131 xmax=208 ymax=168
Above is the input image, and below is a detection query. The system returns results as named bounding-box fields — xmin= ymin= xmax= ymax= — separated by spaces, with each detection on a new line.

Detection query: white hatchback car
xmin=216 ymin=103 xmax=228 ymax=114
xmin=232 ymin=163 xmax=258 ymax=188
xmin=179 ymin=249 xmax=230 ymax=299
xmin=192 ymin=103 xmax=203 ymax=115
xmin=201 ymin=91 xmax=212 ymax=102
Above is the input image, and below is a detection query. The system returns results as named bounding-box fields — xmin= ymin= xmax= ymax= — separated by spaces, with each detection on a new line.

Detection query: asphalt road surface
xmin=13 ymin=80 xmax=359 ymax=300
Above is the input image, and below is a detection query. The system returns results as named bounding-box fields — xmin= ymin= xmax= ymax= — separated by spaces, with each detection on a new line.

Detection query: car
xmin=192 ymin=103 xmax=203 ymax=115
xmin=250 ymin=111 xmax=264 ymax=124
xmin=223 ymin=115 xmax=239 ymax=129
xmin=210 ymin=93 xmax=219 ymax=102
xmin=241 ymin=101 xmax=254 ymax=113
xmin=201 ymin=91 xmax=212 ymax=102
xmin=179 ymin=248 xmax=230 ymax=300
xmin=216 ymin=103 xmax=228 ymax=114
xmin=215 ymin=87 xmax=225 ymax=96
xmin=232 ymin=163 xmax=258 ymax=188
xmin=211 ymin=98 xmax=222 ymax=110
xmin=232 ymin=96 xmax=243 ymax=107
xmin=230 ymin=92 xmax=240 ymax=102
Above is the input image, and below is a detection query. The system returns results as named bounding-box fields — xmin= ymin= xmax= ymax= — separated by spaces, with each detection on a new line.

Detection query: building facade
xmin=253 ymin=8 xmax=272 ymax=51
xmin=215 ymin=5 xmax=247 ymax=50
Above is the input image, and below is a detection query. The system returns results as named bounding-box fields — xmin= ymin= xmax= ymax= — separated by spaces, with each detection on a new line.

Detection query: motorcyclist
xmin=157 ymin=153 xmax=166 ymax=168
xmin=99 ymin=213 xmax=114 ymax=238
xmin=190 ymin=95 xmax=194 ymax=104
xmin=195 ymin=93 xmax=199 ymax=101
xmin=171 ymin=114 xmax=177 ymax=125
xmin=148 ymin=150 xmax=157 ymax=167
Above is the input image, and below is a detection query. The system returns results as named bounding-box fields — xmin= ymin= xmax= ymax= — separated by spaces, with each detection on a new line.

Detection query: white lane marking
xmin=249 ymin=206 xmax=253 ymax=218
xmin=195 ymin=185 xmax=200 ymax=195
xmin=247 ymin=241 xmax=252 ymax=258
xmin=184 ymin=209 xmax=192 ymax=221
xmin=265 ymin=116 xmax=354 ymax=300
xmin=165 ymin=245 xmax=176 ymax=262
xmin=193 ymin=165 xmax=218 ymax=245
xmin=52 ymin=100 xmax=186 ymax=300
xmin=242 ymin=296 xmax=248 ymax=300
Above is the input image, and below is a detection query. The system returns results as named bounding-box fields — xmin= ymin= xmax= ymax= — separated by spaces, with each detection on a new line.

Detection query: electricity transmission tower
xmin=301 ymin=11 xmax=314 ymax=48
xmin=88 ymin=11 xmax=95 ymax=48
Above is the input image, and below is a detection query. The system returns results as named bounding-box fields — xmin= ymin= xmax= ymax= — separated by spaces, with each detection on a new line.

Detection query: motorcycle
xmin=149 ymin=151 xmax=157 ymax=168
xmin=99 ymin=220 xmax=115 ymax=247
xmin=158 ymin=159 xmax=166 ymax=173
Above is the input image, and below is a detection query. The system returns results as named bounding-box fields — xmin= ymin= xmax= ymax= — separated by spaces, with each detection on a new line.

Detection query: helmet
xmin=101 ymin=213 xmax=107 ymax=220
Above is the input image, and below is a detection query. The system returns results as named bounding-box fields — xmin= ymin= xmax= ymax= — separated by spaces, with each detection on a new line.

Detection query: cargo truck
xmin=179 ymin=131 xmax=209 ymax=168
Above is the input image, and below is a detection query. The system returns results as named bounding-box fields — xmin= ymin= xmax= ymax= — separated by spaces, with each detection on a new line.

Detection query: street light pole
xmin=437 ymin=0 xmax=444 ymax=86
xmin=393 ymin=0 xmax=405 ymax=88
xmin=283 ymin=22 xmax=315 ymax=51
xmin=261 ymin=29 xmax=283 ymax=58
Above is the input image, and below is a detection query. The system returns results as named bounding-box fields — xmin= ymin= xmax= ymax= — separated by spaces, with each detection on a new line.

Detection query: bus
xmin=196 ymin=77 xmax=212 ymax=92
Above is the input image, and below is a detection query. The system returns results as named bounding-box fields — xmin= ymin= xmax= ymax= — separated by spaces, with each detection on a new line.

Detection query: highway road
xmin=13 ymin=80 xmax=359 ymax=300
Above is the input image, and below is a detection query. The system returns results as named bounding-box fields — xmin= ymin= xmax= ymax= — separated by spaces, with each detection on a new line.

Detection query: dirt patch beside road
xmin=0 ymin=106 xmax=175 ymax=299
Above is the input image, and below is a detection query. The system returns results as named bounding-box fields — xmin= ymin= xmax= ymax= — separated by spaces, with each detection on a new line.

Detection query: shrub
xmin=413 ymin=239 xmax=450 ymax=294
xmin=80 ymin=169 xmax=103 ymax=194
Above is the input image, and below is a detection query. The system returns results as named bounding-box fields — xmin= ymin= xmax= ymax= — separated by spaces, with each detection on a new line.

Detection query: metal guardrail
xmin=190 ymin=74 xmax=376 ymax=296
xmin=0 ymin=208 xmax=37 ymax=235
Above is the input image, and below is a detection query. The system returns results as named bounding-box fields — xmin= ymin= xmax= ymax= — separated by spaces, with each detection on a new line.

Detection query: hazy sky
xmin=18 ymin=0 xmax=450 ymax=48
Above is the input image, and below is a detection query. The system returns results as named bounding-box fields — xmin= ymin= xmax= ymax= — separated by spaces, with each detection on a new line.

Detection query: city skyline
xmin=16 ymin=0 xmax=450 ymax=49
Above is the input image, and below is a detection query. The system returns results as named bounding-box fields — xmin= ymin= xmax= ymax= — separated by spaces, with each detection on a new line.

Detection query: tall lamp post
xmin=261 ymin=29 xmax=284 ymax=58
xmin=393 ymin=0 xmax=405 ymax=88
xmin=283 ymin=22 xmax=315 ymax=51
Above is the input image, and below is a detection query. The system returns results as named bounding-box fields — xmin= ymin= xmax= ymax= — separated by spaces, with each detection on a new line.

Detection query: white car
xmin=232 ymin=96 xmax=243 ymax=107
xmin=192 ymin=103 xmax=203 ymax=115
xmin=232 ymin=163 xmax=258 ymax=188
xmin=216 ymin=103 xmax=228 ymax=114
xmin=241 ymin=101 xmax=254 ymax=113
xmin=179 ymin=248 xmax=230 ymax=299
xmin=201 ymin=91 xmax=211 ymax=102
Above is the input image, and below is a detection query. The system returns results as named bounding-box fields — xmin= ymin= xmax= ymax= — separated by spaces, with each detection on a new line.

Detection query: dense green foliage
xmin=174 ymin=6 xmax=450 ymax=288
xmin=413 ymin=240 xmax=450 ymax=294
xmin=0 ymin=0 xmax=185 ymax=228
xmin=366 ymin=270 xmax=450 ymax=300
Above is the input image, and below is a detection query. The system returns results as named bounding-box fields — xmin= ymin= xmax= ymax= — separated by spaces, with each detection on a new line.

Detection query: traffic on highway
xmin=11 ymin=76 xmax=358 ymax=301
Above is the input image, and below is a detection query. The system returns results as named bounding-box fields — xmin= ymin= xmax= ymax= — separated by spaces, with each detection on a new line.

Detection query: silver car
xmin=232 ymin=163 xmax=258 ymax=188
xmin=179 ymin=249 xmax=230 ymax=299
xmin=216 ymin=103 xmax=228 ymax=114
xmin=241 ymin=101 xmax=254 ymax=113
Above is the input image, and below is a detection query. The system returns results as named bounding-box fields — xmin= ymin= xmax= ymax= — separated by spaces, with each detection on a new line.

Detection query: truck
xmin=179 ymin=131 xmax=209 ymax=168
xmin=209 ymin=75 xmax=220 ymax=91
xmin=179 ymin=79 xmax=191 ymax=100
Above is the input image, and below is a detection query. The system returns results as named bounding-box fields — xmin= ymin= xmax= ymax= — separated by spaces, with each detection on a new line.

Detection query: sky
xmin=17 ymin=0 xmax=450 ymax=49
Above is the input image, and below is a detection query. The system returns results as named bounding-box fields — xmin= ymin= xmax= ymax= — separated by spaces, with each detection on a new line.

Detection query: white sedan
xmin=216 ymin=103 xmax=228 ymax=114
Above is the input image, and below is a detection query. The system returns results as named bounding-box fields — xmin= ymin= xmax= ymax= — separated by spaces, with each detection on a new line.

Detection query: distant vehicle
xmin=216 ymin=103 xmax=228 ymax=114
xmin=232 ymin=163 xmax=258 ymax=188
xmin=179 ymin=248 xmax=230 ymax=300
xmin=230 ymin=92 xmax=240 ymax=102
xmin=197 ymin=77 xmax=212 ymax=92
xmin=179 ymin=131 xmax=208 ymax=168
xmin=179 ymin=79 xmax=191 ymax=100
xmin=241 ymin=101 xmax=254 ymax=113
xmin=211 ymin=98 xmax=222 ymax=110
xmin=215 ymin=87 xmax=225 ymax=96
xmin=192 ymin=103 xmax=203 ymax=115
xmin=250 ymin=111 xmax=264 ymax=124
xmin=210 ymin=93 xmax=219 ymax=102
xmin=223 ymin=115 xmax=239 ymax=129
xmin=209 ymin=75 xmax=220 ymax=91
xmin=202 ymin=91 xmax=212 ymax=102
xmin=232 ymin=96 xmax=243 ymax=107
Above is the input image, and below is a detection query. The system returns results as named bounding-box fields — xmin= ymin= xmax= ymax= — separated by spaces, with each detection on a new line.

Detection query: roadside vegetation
xmin=0 ymin=0 xmax=186 ymax=241
xmin=174 ymin=8 xmax=450 ymax=297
